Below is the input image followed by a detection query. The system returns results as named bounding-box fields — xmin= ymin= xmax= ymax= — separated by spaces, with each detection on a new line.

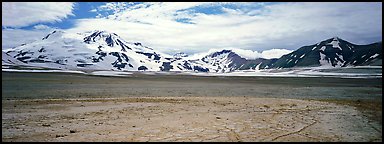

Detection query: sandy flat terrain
xmin=2 ymin=97 xmax=382 ymax=142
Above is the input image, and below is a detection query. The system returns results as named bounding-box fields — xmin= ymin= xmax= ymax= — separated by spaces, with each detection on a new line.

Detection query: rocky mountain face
xmin=2 ymin=31 xmax=382 ymax=73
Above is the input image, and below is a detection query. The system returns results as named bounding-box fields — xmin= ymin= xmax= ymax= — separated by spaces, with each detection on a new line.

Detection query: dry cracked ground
xmin=2 ymin=97 xmax=382 ymax=142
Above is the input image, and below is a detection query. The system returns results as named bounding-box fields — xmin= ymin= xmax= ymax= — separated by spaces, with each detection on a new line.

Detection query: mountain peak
xmin=320 ymin=36 xmax=343 ymax=42
xmin=83 ymin=30 xmax=126 ymax=48
xmin=208 ymin=49 xmax=233 ymax=58
xmin=333 ymin=36 xmax=340 ymax=41
xmin=42 ymin=30 xmax=65 ymax=40
xmin=89 ymin=30 xmax=115 ymax=35
xmin=84 ymin=30 xmax=119 ymax=41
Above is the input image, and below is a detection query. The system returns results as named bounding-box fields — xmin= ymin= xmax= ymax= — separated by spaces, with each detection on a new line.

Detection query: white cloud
xmin=261 ymin=49 xmax=293 ymax=59
xmin=67 ymin=2 xmax=381 ymax=56
xmin=2 ymin=2 xmax=74 ymax=28
xmin=229 ymin=48 xmax=292 ymax=59
xmin=231 ymin=49 xmax=263 ymax=59
xmin=33 ymin=24 xmax=51 ymax=30
xmin=2 ymin=29 xmax=54 ymax=50
xmin=89 ymin=9 xmax=97 ymax=12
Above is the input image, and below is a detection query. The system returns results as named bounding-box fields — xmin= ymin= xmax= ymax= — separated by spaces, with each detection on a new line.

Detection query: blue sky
xmin=2 ymin=2 xmax=382 ymax=58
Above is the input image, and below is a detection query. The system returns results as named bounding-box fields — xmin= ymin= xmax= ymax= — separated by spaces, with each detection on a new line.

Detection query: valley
xmin=2 ymin=71 xmax=382 ymax=142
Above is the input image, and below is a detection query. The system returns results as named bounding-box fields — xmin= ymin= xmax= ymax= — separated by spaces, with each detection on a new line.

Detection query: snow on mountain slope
xmin=4 ymin=30 xmax=174 ymax=71
xmin=166 ymin=50 xmax=239 ymax=73
xmin=194 ymin=50 xmax=237 ymax=73
xmin=3 ymin=30 xmax=381 ymax=73
xmin=169 ymin=49 xmax=277 ymax=73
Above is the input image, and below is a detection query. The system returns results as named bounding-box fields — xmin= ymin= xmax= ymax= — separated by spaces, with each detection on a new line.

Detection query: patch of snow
xmin=354 ymin=65 xmax=382 ymax=68
xmin=335 ymin=60 xmax=344 ymax=67
xmin=300 ymin=54 xmax=306 ymax=59
xmin=311 ymin=46 xmax=317 ymax=50
xmin=90 ymin=71 xmax=133 ymax=77
xmin=347 ymin=44 xmax=352 ymax=50
xmin=182 ymin=67 xmax=382 ymax=78
xmin=320 ymin=46 xmax=326 ymax=51
xmin=335 ymin=53 xmax=344 ymax=62
xmin=328 ymin=37 xmax=342 ymax=51
xmin=254 ymin=62 xmax=262 ymax=72
xmin=319 ymin=52 xmax=333 ymax=68
xmin=370 ymin=54 xmax=379 ymax=59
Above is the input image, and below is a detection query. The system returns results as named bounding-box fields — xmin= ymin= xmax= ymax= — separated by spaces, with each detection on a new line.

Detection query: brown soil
xmin=2 ymin=97 xmax=382 ymax=142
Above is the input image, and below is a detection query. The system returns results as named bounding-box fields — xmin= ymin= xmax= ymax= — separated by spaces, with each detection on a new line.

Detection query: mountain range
xmin=2 ymin=30 xmax=382 ymax=73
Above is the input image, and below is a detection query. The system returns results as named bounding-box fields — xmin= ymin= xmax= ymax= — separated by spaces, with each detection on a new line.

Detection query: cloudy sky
xmin=2 ymin=2 xmax=382 ymax=59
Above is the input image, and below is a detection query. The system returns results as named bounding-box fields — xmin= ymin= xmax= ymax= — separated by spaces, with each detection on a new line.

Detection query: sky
xmin=2 ymin=2 xmax=382 ymax=59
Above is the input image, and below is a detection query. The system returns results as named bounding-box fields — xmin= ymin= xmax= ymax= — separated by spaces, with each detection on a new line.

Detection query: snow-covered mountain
xmin=2 ymin=30 xmax=257 ymax=73
xmin=3 ymin=30 xmax=178 ymax=71
xmin=2 ymin=30 xmax=382 ymax=73
xmin=271 ymin=37 xmax=382 ymax=68
xmin=169 ymin=50 xmax=276 ymax=73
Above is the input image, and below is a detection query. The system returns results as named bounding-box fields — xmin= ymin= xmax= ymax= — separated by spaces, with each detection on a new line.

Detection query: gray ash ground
xmin=2 ymin=72 xmax=382 ymax=142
